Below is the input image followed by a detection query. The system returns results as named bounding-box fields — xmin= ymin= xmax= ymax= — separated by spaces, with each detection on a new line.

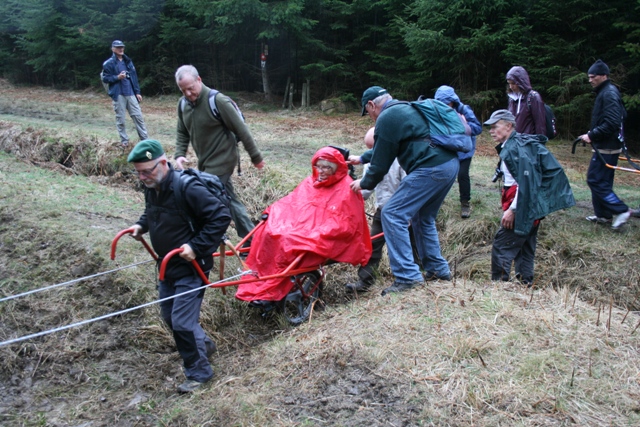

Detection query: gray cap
xmin=484 ymin=109 xmax=516 ymax=125
xmin=111 ymin=40 xmax=125 ymax=47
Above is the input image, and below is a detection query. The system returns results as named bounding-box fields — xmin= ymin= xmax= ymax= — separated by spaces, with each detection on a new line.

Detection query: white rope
xmin=0 ymin=271 xmax=250 ymax=348
xmin=0 ymin=260 xmax=155 ymax=303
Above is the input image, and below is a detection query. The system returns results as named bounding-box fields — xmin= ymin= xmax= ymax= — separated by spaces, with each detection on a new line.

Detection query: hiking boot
xmin=380 ymin=280 xmax=423 ymax=296
xmin=345 ymin=281 xmax=371 ymax=293
xmin=460 ymin=202 xmax=471 ymax=219
xmin=612 ymin=210 xmax=631 ymax=230
xmin=423 ymin=272 xmax=451 ymax=282
xmin=205 ymin=341 xmax=217 ymax=359
xmin=585 ymin=215 xmax=611 ymax=224
xmin=177 ymin=379 xmax=207 ymax=393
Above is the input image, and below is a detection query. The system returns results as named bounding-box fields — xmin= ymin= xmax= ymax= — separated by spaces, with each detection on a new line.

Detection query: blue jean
xmin=159 ymin=273 xmax=214 ymax=383
xmin=381 ymin=158 xmax=459 ymax=283
xmin=586 ymin=152 xmax=628 ymax=218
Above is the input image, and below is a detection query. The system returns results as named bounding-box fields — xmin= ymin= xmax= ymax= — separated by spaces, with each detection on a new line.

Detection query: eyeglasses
xmin=315 ymin=164 xmax=334 ymax=172
xmin=132 ymin=161 xmax=161 ymax=177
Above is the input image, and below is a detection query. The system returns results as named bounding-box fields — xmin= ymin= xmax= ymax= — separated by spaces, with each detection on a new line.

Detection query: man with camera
xmin=485 ymin=110 xmax=574 ymax=287
xmin=101 ymin=40 xmax=148 ymax=147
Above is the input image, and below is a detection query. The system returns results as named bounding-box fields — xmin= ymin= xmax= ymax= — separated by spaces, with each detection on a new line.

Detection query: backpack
xmin=180 ymin=89 xmax=245 ymax=129
xmin=527 ymin=91 xmax=557 ymax=140
xmin=173 ymin=168 xmax=231 ymax=232
xmin=394 ymin=98 xmax=472 ymax=152
xmin=99 ymin=71 xmax=109 ymax=94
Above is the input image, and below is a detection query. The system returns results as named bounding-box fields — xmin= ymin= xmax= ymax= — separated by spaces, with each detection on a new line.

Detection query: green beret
xmin=127 ymin=139 xmax=164 ymax=163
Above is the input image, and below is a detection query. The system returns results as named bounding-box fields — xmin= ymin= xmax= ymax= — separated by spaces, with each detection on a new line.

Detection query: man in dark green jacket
xmin=174 ymin=65 xmax=265 ymax=241
xmin=350 ymin=86 xmax=459 ymax=296
xmin=485 ymin=110 xmax=575 ymax=286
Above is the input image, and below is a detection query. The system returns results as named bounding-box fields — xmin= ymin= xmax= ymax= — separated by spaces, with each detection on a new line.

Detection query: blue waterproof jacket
xmin=434 ymin=86 xmax=483 ymax=160
xmin=500 ymin=131 xmax=575 ymax=236
xmin=102 ymin=53 xmax=142 ymax=101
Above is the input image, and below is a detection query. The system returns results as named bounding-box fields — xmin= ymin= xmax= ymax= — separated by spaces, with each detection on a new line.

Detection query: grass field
xmin=1 ymin=79 xmax=640 ymax=426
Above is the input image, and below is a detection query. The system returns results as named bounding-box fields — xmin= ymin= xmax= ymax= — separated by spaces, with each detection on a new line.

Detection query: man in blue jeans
xmin=350 ymin=86 xmax=459 ymax=296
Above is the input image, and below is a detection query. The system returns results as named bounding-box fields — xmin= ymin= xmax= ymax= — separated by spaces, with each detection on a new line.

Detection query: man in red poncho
xmin=235 ymin=146 xmax=372 ymax=303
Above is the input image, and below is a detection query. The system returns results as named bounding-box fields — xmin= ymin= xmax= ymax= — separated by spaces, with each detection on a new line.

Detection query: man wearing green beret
xmin=128 ymin=139 xmax=232 ymax=393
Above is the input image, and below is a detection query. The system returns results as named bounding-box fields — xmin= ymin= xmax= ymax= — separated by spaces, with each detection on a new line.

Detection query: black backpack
xmin=173 ymin=168 xmax=231 ymax=231
xmin=527 ymin=91 xmax=557 ymax=140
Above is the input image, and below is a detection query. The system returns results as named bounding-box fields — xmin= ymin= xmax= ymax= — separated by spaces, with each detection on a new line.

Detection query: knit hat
xmin=361 ymin=86 xmax=389 ymax=116
xmin=588 ymin=59 xmax=610 ymax=76
xmin=127 ymin=139 xmax=164 ymax=163
xmin=484 ymin=109 xmax=516 ymax=126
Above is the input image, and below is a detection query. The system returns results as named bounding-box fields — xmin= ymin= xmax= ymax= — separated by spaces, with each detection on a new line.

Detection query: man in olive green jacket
xmin=174 ymin=65 xmax=265 ymax=241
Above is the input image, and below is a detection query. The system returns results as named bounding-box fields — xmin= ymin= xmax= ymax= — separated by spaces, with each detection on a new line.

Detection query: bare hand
xmin=179 ymin=243 xmax=196 ymax=262
xmin=254 ymin=160 xmax=265 ymax=170
xmin=175 ymin=156 xmax=188 ymax=170
xmin=348 ymin=155 xmax=362 ymax=165
xmin=501 ymin=209 xmax=515 ymax=229
xmin=130 ymin=224 xmax=145 ymax=241
xmin=118 ymin=71 xmax=126 ymax=80
xmin=579 ymin=133 xmax=591 ymax=143
xmin=350 ymin=179 xmax=362 ymax=193
xmin=136 ymin=94 xmax=142 ymax=103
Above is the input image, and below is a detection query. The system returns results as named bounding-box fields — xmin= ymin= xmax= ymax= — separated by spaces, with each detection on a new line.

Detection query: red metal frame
xmin=110 ymin=222 xmax=382 ymax=302
xmin=110 ymin=221 xmax=327 ymax=292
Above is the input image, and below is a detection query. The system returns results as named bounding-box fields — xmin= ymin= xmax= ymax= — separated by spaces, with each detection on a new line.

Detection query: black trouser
xmin=458 ymin=157 xmax=472 ymax=203
xmin=491 ymin=223 xmax=539 ymax=283
xmin=586 ymin=152 xmax=628 ymax=218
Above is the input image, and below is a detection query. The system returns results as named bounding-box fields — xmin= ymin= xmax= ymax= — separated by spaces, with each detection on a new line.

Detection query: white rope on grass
xmin=0 ymin=271 xmax=250 ymax=348
xmin=0 ymin=260 xmax=155 ymax=303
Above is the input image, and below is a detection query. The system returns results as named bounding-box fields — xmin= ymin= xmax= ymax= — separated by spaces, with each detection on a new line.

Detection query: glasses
xmin=132 ymin=161 xmax=160 ymax=177
xmin=315 ymin=164 xmax=334 ymax=172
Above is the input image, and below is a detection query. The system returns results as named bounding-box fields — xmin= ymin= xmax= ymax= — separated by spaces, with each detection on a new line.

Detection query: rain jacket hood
xmin=311 ymin=146 xmax=348 ymax=188
xmin=434 ymin=85 xmax=461 ymax=107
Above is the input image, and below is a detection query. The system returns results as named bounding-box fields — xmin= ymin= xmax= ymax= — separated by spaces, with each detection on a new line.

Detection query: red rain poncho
xmin=235 ymin=147 xmax=372 ymax=302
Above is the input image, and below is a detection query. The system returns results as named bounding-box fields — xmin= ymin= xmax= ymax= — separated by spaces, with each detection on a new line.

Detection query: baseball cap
xmin=484 ymin=109 xmax=516 ymax=126
xmin=361 ymin=86 xmax=388 ymax=116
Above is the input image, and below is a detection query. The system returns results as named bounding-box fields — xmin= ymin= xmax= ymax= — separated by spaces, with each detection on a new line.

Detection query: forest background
xmin=1 ymin=0 xmax=640 ymax=143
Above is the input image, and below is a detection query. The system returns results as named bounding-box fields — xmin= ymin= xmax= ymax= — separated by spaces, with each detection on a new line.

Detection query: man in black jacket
xmin=579 ymin=59 xmax=631 ymax=230
xmin=128 ymin=139 xmax=231 ymax=393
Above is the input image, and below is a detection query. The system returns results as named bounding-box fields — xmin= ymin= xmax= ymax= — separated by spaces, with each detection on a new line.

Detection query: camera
xmin=491 ymin=167 xmax=503 ymax=183
xmin=125 ymin=72 xmax=130 ymax=79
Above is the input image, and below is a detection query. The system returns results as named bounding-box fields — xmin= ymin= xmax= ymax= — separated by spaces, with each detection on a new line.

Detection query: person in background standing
xmin=579 ymin=59 xmax=631 ymax=230
xmin=506 ymin=66 xmax=546 ymax=135
xmin=101 ymin=40 xmax=148 ymax=147
xmin=434 ymin=85 xmax=482 ymax=218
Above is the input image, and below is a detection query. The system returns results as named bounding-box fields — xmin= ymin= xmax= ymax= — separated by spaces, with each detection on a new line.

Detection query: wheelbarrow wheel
xmin=278 ymin=270 xmax=323 ymax=326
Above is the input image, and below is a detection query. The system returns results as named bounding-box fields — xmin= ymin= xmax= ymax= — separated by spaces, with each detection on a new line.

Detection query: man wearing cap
xmin=101 ymin=40 xmax=148 ymax=147
xmin=578 ymin=59 xmax=631 ymax=230
xmin=127 ymin=139 xmax=231 ymax=393
xmin=174 ymin=65 xmax=265 ymax=243
xmin=485 ymin=110 xmax=574 ymax=286
xmin=350 ymin=86 xmax=459 ymax=296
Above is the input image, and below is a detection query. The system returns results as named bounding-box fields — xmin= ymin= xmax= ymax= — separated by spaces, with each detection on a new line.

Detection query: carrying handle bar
xmin=111 ymin=228 xmax=158 ymax=261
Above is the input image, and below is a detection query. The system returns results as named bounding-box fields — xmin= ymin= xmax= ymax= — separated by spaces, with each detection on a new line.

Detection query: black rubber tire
xmin=277 ymin=270 xmax=323 ymax=326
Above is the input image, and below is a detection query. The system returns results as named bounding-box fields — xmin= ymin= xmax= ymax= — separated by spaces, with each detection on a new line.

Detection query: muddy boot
xmin=461 ymin=201 xmax=471 ymax=219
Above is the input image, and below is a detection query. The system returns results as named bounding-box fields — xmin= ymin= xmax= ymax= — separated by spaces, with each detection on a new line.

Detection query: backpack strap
xmin=171 ymin=170 xmax=197 ymax=233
